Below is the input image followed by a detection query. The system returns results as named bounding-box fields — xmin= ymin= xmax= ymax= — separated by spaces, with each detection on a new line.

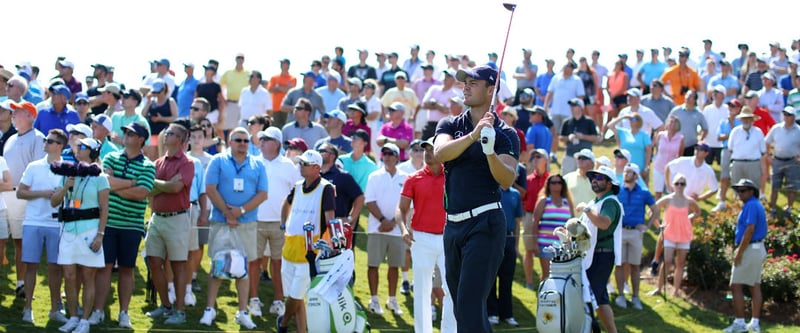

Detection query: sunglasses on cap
xmin=299 ymin=161 xmax=316 ymax=167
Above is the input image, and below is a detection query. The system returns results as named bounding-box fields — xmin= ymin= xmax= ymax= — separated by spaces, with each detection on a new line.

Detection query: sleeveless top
xmin=538 ymin=196 xmax=572 ymax=248
xmin=652 ymin=131 xmax=684 ymax=172
xmin=147 ymin=98 xmax=171 ymax=135
xmin=663 ymin=204 xmax=692 ymax=243
xmin=283 ymin=178 xmax=331 ymax=263
xmin=577 ymin=70 xmax=595 ymax=97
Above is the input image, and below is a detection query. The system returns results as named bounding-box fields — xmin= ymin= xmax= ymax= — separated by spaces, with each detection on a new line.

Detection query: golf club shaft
xmin=490 ymin=3 xmax=517 ymax=113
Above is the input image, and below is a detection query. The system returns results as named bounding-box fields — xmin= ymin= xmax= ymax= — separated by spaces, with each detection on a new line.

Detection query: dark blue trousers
xmin=487 ymin=234 xmax=517 ymax=320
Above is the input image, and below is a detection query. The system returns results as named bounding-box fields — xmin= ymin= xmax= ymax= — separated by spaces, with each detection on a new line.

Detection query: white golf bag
xmin=536 ymin=257 xmax=592 ymax=333
xmin=306 ymin=251 xmax=369 ymax=333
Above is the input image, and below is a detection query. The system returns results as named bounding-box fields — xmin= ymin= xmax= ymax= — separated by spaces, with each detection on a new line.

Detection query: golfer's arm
xmin=487 ymin=153 xmax=517 ymax=189
xmin=434 ymin=133 xmax=477 ymax=162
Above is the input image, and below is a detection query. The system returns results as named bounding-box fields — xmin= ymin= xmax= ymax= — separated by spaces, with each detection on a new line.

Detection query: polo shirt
xmin=547 ymin=74 xmax=585 ymax=117
xmin=400 ymin=164 xmax=446 ymax=234
xmin=564 ymin=171 xmax=593 ymax=208
xmin=282 ymin=87 xmax=325 ymax=122
xmin=666 ymin=157 xmax=718 ymax=197
xmin=315 ymin=86 xmax=346 ymax=113
xmin=177 ymin=76 xmax=198 ymax=117
xmin=717 ymin=119 xmax=741 ymax=148
xmin=752 ymin=107 xmax=777 ymax=135
xmin=640 ymin=94 xmax=675 ymax=122
xmin=102 ymin=150 xmax=156 ymax=233
xmin=380 ymin=88 xmax=420 ymax=120
xmin=281 ymin=121 xmax=328 ymax=149
xmin=422 ymin=85 xmax=461 ymax=123
xmin=4 ymin=129 xmax=46 ymax=185
xmin=735 ymin=196 xmax=767 ymax=245
xmin=595 ymin=192 xmax=622 ymax=250
xmin=765 ymin=122 xmax=800 ymax=158
xmin=758 ymin=87 xmax=785 ymax=118
xmin=110 ymin=112 xmax=151 ymax=148
xmin=707 ymin=74 xmax=739 ymax=103
xmin=638 ymin=61 xmax=667 ymax=86
xmin=99 ymin=139 xmax=118 ymax=160
xmin=522 ymin=170 xmax=549 ymax=212
xmin=412 ymin=78 xmax=440 ymax=102
xmin=315 ymin=135 xmax=352 ymax=154
xmin=238 ymin=85 xmax=272 ymax=121
xmin=364 ymin=167 xmax=407 ymax=236
xmin=267 ymin=73 xmax=297 ymax=112
xmin=152 ymin=151 xmax=194 ymax=213
xmin=617 ymin=128 xmax=652 ymax=169
xmin=500 ymin=187 xmax=523 ymax=232
xmin=515 ymin=62 xmax=538 ymax=88
xmin=220 ymin=69 xmax=249 ymax=101
xmin=435 ymin=110 xmax=520 ymax=213
xmin=33 ymin=107 xmax=80 ymax=134
xmin=560 ymin=115 xmax=598 ymax=155
xmin=205 ymin=153 xmax=268 ymax=224
xmin=787 ymin=88 xmax=800 ymax=108
xmin=195 ymin=82 xmax=222 ymax=111
xmin=617 ymin=184 xmax=655 ymax=227
xmin=379 ymin=121 xmax=414 ymax=160
xmin=337 ymin=96 xmax=361 ymax=115
xmin=668 ymin=106 xmax=708 ymax=147
xmin=701 ymin=103 xmax=730 ymax=147
xmin=615 ymin=171 xmax=648 ymax=190
xmin=525 ymin=122 xmax=552 ymax=156
xmin=728 ymin=126 xmax=766 ymax=160
xmin=321 ymin=166 xmax=363 ymax=218
xmin=534 ymin=72 xmax=555 ymax=106
xmin=339 ymin=152 xmax=377 ymax=192
xmin=64 ymin=76 xmax=83 ymax=95
xmin=659 ymin=65 xmax=700 ymax=105
xmin=257 ymin=155 xmax=300 ymax=222
xmin=188 ymin=156 xmax=205 ymax=203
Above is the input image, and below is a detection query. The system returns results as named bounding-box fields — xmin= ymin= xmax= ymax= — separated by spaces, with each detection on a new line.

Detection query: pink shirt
xmin=380 ymin=121 xmax=414 ymax=160
xmin=653 ymin=131 xmax=683 ymax=172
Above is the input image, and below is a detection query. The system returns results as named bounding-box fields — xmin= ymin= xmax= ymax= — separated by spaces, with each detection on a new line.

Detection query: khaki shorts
xmin=620 ymin=228 xmax=644 ymax=265
xmin=367 ymin=233 xmax=405 ymax=267
xmin=224 ymin=102 xmax=241 ymax=130
xmin=281 ymin=259 xmax=310 ymax=300
xmin=145 ymin=212 xmax=190 ymax=261
xmin=4 ymin=192 xmax=27 ymax=239
xmin=208 ymin=222 xmax=258 ymax=263
xmin=188 ymin=204 xmax=200 ymax=251
xmin=522 ymin=212 xmax=536 ymax=251
xmin=256 ymin=221 xmax=285 ymax=258
xmin=731 ymin=243 xmax=767 ymax=286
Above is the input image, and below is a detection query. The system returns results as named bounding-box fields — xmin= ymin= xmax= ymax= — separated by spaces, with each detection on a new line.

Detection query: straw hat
xmin=735 ymin=106 xmax=760 ymax=120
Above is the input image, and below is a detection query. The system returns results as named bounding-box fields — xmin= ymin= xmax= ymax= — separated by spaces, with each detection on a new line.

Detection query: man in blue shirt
xmin=177 ymin=64 xmax=199 ymax=117
xmin=524 ymin=106 xmax=553 ymax=156
xmin=613 ymin=163 xmax=658 ymax=311
xmin=33 ymin=84 xmax=80 ymax=134
xmin=201 ymin=128 xmax=267 ymax=329
xmin=534 ymin=59 xmax=555 ymax=106
xmin=637 ymin=49 xmax=667 ymax=95
xmin=723 ymin=179 xmax=767 ymax=333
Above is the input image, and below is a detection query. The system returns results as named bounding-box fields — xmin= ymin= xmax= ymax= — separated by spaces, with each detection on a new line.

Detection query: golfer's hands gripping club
xmin=480 ymin=126 xmax=496 ymax=155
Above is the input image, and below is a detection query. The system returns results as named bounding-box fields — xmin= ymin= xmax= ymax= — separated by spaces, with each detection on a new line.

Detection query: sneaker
xmin=650 ymin=261 xmax=659 ymax=277
xmin=168 ymin=287 xmax=176 ymax=304
xmin=386 ymin=298 xmax=404 ymax=315
xmin=368 ymin=300 xmax=384 ymax=315
xmin=248 ymin=298 xmax=263 ymax=317
xmin=606 ymin=282 xmax=615 ymax=295
xmin=199 ymin=307 xmax=216 ymax=326
xmin=146 ymin=306 xmax=173 ymax=319
xmin=191 ymin=279 xmax=201 ymax=292
xmin=746 ymin=322 xmax=761 ymax=333
xmin=87 ymin=309 xmax=105 ymax=325
xmin=431 ymin=305 xmax=437 ymax=321
xmin=185 ymin=291 xmax=196 ymax=307
xmin=711 ymin=202 xmax=727 ymax=213
xmin=631 ymin=296 xmax=643 ymax=310
xmin=50 ymin=310 xmax=69 ymax=323
xmin=269 ymin=300 xmax=286 ymax=316
xmin=623 ymin=283 xmax=631 ymax=295
xmin=722 ymin=322 xmax=748 ymax=333
xmin=614 ymin=295 xmax=628 ymax=308
xmin=488 ymin=315 xmax=500 ymax=325
xmin=57 ymin=302 xmax=67 ymax=316
xmin=59 ymin=317 xmax=79 ymax=332
xmin=22 ymin=308 xmax=34 ymax=323
xmin=73 ymin=320 xmax=90 ymax=333
xmin=401 ymin=280 xmax=411 ymax=295
xmin=15 ymin=285 xmax=25 ymax=298
xmin=505 ymin=317 xmax=520 ymax=327
xmin=118 ymin=311 xmax=132 ymax=328
xmin=235 ymin=310 xmax=257 ymax=329
xmin=164 ymin=311 xmax=186 ymax=325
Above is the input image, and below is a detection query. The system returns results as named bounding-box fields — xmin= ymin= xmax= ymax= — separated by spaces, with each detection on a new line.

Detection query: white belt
xmin=447 ymin=202 xmax=502 ymax=223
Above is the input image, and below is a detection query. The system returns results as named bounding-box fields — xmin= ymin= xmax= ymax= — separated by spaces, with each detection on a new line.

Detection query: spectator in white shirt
xmin=238 ymin=71 xmax=272 ymax=128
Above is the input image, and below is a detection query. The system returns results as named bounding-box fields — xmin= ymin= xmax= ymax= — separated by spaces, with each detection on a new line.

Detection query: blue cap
xmin=323 ymin=109 xmax=347 ymax=123
xmin=455 ymin=64 xmax=497 ymax=85
xmin=121 ymin=122 xmax=150 ymax=140
xmin=75 ymin=92 xmax=89 ymax=103
xmin=156 ymin=58 xmax=170 ymax=68
xmin=301 ymin=71 xmax=316 ymax=79
xmin=17 ymin=71 xmax=31 ymax=80
xmin=150 ymin=79 xmax=166 ymax=93
xmin=49 ymin=84 xmax=71 ymax=99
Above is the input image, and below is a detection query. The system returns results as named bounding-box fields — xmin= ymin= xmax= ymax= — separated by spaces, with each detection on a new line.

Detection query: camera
xmin=50 ymin=160 xmax=102 ymax=177
xmin=680 ymin=86 xmax=690 ymax=95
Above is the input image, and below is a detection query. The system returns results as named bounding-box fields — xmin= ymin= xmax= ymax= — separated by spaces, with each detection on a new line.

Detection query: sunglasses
xmin=299 ymin=161 xmax=316 ymax=167
xmin=533 ymin=154 xmax=544 ymax=159
xmin=124 ymin=131 xmax=139 ymax=137
xmin=190 ymin=106 xmax=202 ymax=111
xmin=7 ymin=83 xmax=14 ymax=88
xmin=591 ymin=174 xmax=607 ymax=181
xmin=411 ymin=148 xmax=424 ymax=152
xmin=294 ymin=106 xmax=310 ymax=111
xmin=76 ymin=101 xmax=89 ymax=106
xmin=736 ymin=188 xmax=751 ymax=193
xmin=630 ymin=117 xmax=642 ymax=121
xmin=164 ymin=131 xmax=175 ymax=137
xmin=614 ymin=154 xmax=626 ymax=159
xmin=232 ymin=138 xmax=250 ymax=143
xmin=78 ymin=144 xmax=92 ymax=150
xmin=44 ymin=138 xmax=63 ymax=145
xmin=578 ymin=156 xmax=592 ymax=161
xmin=317 ymin=149 xmax=330 ymax=154
xmin=247 ymin=120 xmax=258 ymax=125
xmin=549 ymin=180 xmax=563 ymax=185
xmin=382 ymin=151 xmax=397 ymax=156
xmin=674 ymin=182 xmax=686 ymax=186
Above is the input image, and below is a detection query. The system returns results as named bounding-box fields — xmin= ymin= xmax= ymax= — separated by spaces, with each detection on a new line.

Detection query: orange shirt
xmin=659 ymin=65 xmax=700 ymax=105
xmin=607 ymin=71 xmax=628 ymax=97
xmin=268 ymin=73 xmax=297 ymax=112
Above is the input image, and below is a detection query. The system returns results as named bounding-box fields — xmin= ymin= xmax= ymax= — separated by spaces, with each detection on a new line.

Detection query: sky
xmin=4 ymin=0 xmax=798 ymax=91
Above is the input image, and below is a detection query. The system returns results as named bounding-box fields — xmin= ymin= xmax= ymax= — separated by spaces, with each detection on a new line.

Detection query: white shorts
xmin=652 ymin=169 xmax=666 ymax=194
xmin=663 ymin=239 xmax=691 ymax=250
xmin=281 ymin=259 xmax=310 ymax=300
xmin=4 ymin=191 xmax=27 ymax=239
xmin=0 ymin=209 xmax=8 ymax=239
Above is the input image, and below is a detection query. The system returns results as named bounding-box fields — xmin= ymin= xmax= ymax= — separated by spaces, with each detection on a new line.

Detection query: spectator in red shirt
xmin=743 ymin=92 xmax=776 ymax=135
xmin=521 ymin=148 xmax=549 ymax=289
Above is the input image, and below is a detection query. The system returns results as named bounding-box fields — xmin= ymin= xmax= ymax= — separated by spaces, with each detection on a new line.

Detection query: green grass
xmin=1 ymin=141 xmax=797 ymax=332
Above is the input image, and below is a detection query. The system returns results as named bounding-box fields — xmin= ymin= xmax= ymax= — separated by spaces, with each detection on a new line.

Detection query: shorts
xmin=4 ymin=191 xmax=27 ymax=239
xmin=208 ymin=222 xmax=258 ymax=263
xmin=771 ymin=158 xmax=800 ymax=191
xmin=224 ymin=102 xmax=241 ymax=130
xmin=663 ymin=239 xmax=691 ymax=250
xmin=0 ymin=209 xmax=8 ymax=239
xmin=207 ymin=109 xmax=220 ymax=124
xmin=730 ymin=243 xmax=767 ymax=286
xmin=730 ymin=160 xmax=762 ymax=189
xmin=414 ymin=112 xmax=428 ymax=133
xmin=145 ymin=212 xmax=190 ymax=261
xmin=652 ymin=169 xmax=666 ymax=193
xmin=189 ymin=204 xmax=200 ymax=251
xmin=586 ymin=251 xmax=615 ymax=305
xmin=21 ymin=225 xmax=60 ymax=264
xmin=620 ymin=228 xmax=644 ymax=265
xmin=705 ymin=147 xmax=722 ymax=166
xmin=103 ymin=227 xmax=143 ymax=267
xmin=281 ymin=259 xmax=310 ymax=300
xmin=720 ymin=149 xmax=732 ymax=179
xmin=367 ymin=233 xmax=405 ymax=267
xmin=522 ymin=212 xmax=536 ymax=251
xmin=611 ymin=95 xmax=628 ymax=108
xmin=256 ymin=221 xmax=285 ymax=259
xmin=58 ymin=226 xmax=105 ymax=268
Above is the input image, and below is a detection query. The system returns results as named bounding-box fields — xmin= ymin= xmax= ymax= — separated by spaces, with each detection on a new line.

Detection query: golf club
xmin=489 ymin=2 xmax=517 ymax=114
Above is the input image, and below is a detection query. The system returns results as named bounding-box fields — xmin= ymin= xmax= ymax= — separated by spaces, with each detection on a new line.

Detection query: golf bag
xmin=536 ymin=257 xmax=592 ymax=333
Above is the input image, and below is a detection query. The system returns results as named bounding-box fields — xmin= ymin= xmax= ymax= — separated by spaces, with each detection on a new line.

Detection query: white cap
xmin=587 ymin=166 xmax=620 ymax=186
xmin=91 ymin=114 xmax=113 ymax=133
xmin=257 ymin=126 xmax=282 ymax=142
xmin=573 ymin=148 xmax=595 ymax=162
xmin=624 ymin=163 xmax=641 ymax=175
xmin=294 ymin=150 xmax=323 ymax=166
xmin=66 ymin=123 xmax=93 ymax=138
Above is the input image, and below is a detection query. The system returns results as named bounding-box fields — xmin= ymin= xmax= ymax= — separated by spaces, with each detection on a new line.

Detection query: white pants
xmin=410 ymin=231 xmax=456 ymax=333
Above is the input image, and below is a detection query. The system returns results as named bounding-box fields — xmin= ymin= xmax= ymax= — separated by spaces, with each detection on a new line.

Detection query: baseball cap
xmin=420 ymin=138 xmax=435 ymax=149
xmin=409 ymin=139 xmax=423 ymax=148
xmin=150 ymin=79 xmax=167 ymax=93
xmin=712 ymin=85 xmax=726 ymax=94
xmin=596 ymin=156 xmax=612 ymax=168
xmin=66 ymin=123 xmax=93 ymax=138
xmin=58 ymin=60 xmax=74 ymax=68
xmin=442 ymin=68 xmax=457 ymax=78
xmin=156 ymin=58 xmax=171 ymax=67
xmin=279 ymin=58 xmax=291 ymax=65
xmin=98 ymin=82 xmax=121 ymax=95
xmin=381 ymin=143 xmax=400 ymax=156
xmin=91 ymin=114 xmax=113 ymax=132
xmin=346 ymin=103 xmax=367 ymax=115
xmin=347 ymin=77 xmax=362 ymax=89
xmin=762 ymin=72 xmax=776 ymax=81
xmin=257 ymin=126 xmax=283 ymax=142
xmin=324 ymin=110 xmax=347 ymax=123
xmin=49 ymin=84 xmax=72 ymax=99
xmin=388 ymin=102 xmax=406 ymax=113
xmin=702 ymin=39 xmax=712 ymax=44
xmin=586 ymin=166 xmax=620 ymax=187
xmin=626 ymin=88 xmax=642 ymax=98
xmin=455 ymin=65 xmax=497 ymax=85
xmin=79 ymin=138 xmax=102 ymax=151
xmin=284 ymin=138 xmax=308 ymax=151
xmin=121 ymin=122 xmax=150 ymax=139
xmin=532 ymin=148 xmax=548 ymax=157
xmin=74 ymin=92 xmax=90 ymax=103
xmin=394 ymin=71 xmax=407 ymax=80
xmin=488 ymin=52 xmax=498 ymax=58
xmin=520 ymin=88 xmax=534 ymax=97
xmin=694 ymin=142 xmax=711 ymax=151
xmin=567 ymin=98 xmax=585 ymax=108
xmin=0 ymin=99 xmax=14 ymax=111
xmin=351 ymin=129 xmax=369 ymax=142
xmin=295 ymin=150 xmax=323 ymax=166
xmin=744 ymin=90 xmax=759 ymax=99
xmin=573 ymin=148 xmax=595 ymax=161
xmin=524 ymin=105 xmax=547 ymax=116
xmin=613 ymin=148 xmax=632 ymax=161
xmin=782 ymin=106 xmax=797 ymax=116
xmin=326 ymin=71 xmax=341 ymax=82
xmin=10 ymin=101 xmax=37 ymax=118
xmin=421 ymin=64 xmax=434 ymax=70
xmin=183 ymin=62 xmax=195 ymax=68
xmin=624 ymin=163 xmax=641 ymax=175
xmin=301 ymin=71 xmax=316 ymax=79
xmin=501 ymin=108 xmax=518 ymax=120
xmin=727 ymin=99 xmax=743 ymax=108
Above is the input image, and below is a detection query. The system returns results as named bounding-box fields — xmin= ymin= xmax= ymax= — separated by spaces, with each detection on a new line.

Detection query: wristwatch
xmin=240 ymin=206 xmax=246 ymax=215
xmin=583 ymin=206 xmax=592 ymax=213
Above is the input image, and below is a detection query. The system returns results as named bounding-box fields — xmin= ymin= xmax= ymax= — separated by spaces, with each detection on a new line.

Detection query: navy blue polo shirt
xmin=560 ymin=115 xmax=598 ymax=156
xmin=514 ymin=163 xmax=527 ymax=190
xmin=435 ymin=110 xmax=520 ymax=214
xmin=617 ymin=183 xmax=655 ymax=227
xmin=500 ymin=187 xmax=522 ymax=232
xmin=321 ymin=166 xmax=363 ymax=217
